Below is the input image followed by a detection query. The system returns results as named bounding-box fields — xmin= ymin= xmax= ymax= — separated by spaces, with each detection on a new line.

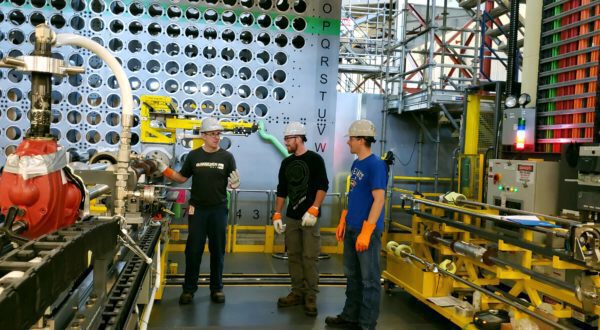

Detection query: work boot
xmin=178 ymin=292 xmax=194 ymax=305
xmin=325 ymin=314 xmax=359 ymax=328
xmin=210 ymin=291 xmax=225 ymax=303
xmin=304 ymin=295 xmax=317 ymax=316
xmin=277 ymin=292 xmax=303 ymax=307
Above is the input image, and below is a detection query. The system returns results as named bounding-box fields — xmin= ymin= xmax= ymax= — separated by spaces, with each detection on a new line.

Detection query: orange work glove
xmin=336 ymin=210 xmax=347 ymax=241
xmin=355 ymin=221 xmax=376 ymax=252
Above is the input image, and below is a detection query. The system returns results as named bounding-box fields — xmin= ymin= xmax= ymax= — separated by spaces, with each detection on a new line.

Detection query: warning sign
xmin=517 ymin=164 xmax=534 ymax=184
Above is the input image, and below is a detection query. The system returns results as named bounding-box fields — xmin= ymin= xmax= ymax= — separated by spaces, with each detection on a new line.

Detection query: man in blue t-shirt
xmin=326 ymin=119 xmax=388 ymax=330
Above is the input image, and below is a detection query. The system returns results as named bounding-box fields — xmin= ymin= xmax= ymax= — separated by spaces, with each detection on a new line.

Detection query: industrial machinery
xmin=486 ymin=159 xmax=560 ymax=215
xmin=577 ymin=145 xmax=600 ymax=222
xmin=384 ymin=192 xmax=600 ymax=329
xmin=0 ymin=25 xmax=170 ymax=329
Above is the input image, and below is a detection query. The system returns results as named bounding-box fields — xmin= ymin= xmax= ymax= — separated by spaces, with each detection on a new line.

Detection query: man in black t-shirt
xmin=157 ymin=117 xmax=239 ymax=305
xmin=272 ymin=122 xmax=329 ymax=317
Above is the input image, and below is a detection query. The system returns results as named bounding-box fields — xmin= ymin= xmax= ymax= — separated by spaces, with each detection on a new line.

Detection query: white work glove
xmin=272 ymin=212 xmax=285 ymax=234
xmin=301 ymin=206 xmax=319 ymax=227
xmin=228 ymin=170 xmax=240 ymax=189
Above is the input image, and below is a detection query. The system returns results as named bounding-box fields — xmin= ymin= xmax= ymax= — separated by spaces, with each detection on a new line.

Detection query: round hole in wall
xmin=237 ymin=103 xmax=250 ymax=116
xmin=294 ymin=0 xmax=307 ymax=13
xmin=109 ymin=19 xmax=124 ymax=34
xmin=7 ymin=126 xmax=22 ymax=141
xmin=185 ymin=26 xmax=199 ymax=39
xmin=106 ymin=132 xmax=120 ymax=145
xmin=67 ymin=91 xmax=82 ymax=105
xmin=276 ymin=0 xmax=290 ymax=11
xmin=257 ymin=33 xmax=270 ymax=46
xmin=88 ymin=73 xmax=103 ymax=87
xmin=9 ymin=10 xmax=26 ymax=26
xmin=186 ymin=7 xmax=200 ymax=20
xmin=107 ymin=113 xmax=120 ymax=126
xmin=203 ymin=64 xmax=216 ymax=78
xmin=222 ymin=10 xmax=236 ymax=24
xmin=127 ymin=58 xmax=141 ymax=72
xmin=222 ymin=29 xmax=235 ymax=42
xmin=87 ymin=111 xmax=102 ymax=125
xmin=66 ymin=129 xmax=81 ymax=143
xmin=293 ymin=17 xmax=306 ymax=31
xmin=241 ymin=0 xmax=254 ymax=8
xmin=256 ymin=68 xmax=269 ymax=82
xmin=7 ymin=107 xmax=22 ymax=121
xmin=147 ymin=41 xmax=161 ymax=55
xmin=220 ymin=137 xmax=232 ymax=150
xmin=146 ymin=59 xmax=161 ymax=73
xmin=51 ymin=91 xmax=63 ymax=105
xmin=203 ymin=46 xmax=217 ymax=59
xmin=7 ymin=88 xmax=23 ymax=102
xmin=201 ymin=82 xmax=215 ymax=96
xmin=50 ymin=14 xmax=66 ymax=29
xmin=30 ymin=12 xmax=46 ymax=27
xmin=273 ymin=87 xmax=286 ymax=101
xmin=240 ymin=31 xmax=253 ymax=44
xmin=219 ymin=102 xmax=233 ymax=115
xmin=185 ymin=44 xmax=198 ymax=58
xmin=238 ymin=67 xmax=252 ymax=80
xmin=146 ymin=78 xmax=160 ymax=92
xmin=257 ymin=14 xmax=271 ymax=28
xmin=274 ymin=52 xmax=288 ymax=65
xmin=129 ymin=21 xmax=143 ymax=34
xmin=70 ymin=16 xmax=85 ymax=30
xmin=254 ymin=104 xmax=269 ymax=117
xmin=204 ymin=9 xmax=218 ymax=23
xmin=107 ymin=94 xmax=121 ymax=108
xmin=221 ymin=47 xmax=234 ymax=61
xmin=87 ymin=92 xmax=102 ymax=107
xmin=273 ymin=70 xmax=286 ymax=83
xmin=167 ymin=6 xmax=182 ymax=19
xmin=221 ymin=66 xmax=234 ymax=79
xmin=204 ymin=27 xmax=217 ymax=40
xmin=201 ymin=101 xmax=215 ymax=114
xmin=292 ymin=35 xmax=305 ymax=48
xmin=183 ymin=99 xmax=197 ymax=113
xmin=148 ymin=22 xmax=162 ymax=36
xmin=184 ymin=63 xmax=197 ymax=76
xmin=86 ymin=130 xmax=101 ymax=144
xmin=239 ymin=49 xmax=252 ymax=62
xmin=90 ymin=17 xmax=104 ymax=32
xmin=256 ymin=50 xmax=270 ymax=63
xmin=239 ymin=12 xmax=254 ymax=26
xmin=108 ymin=38 xmax=123 ymax=52
xmin=275 ymin=34 xmax=288 ymax=47
xmin=68 ymin=74 xmax=83 ymax=87
xmin=165 ymin=79 xmax=179 ymax=93
xmin=67 ymin=110 xmax=82 ymax=124
xmin=238 ymin=85 xmax=251 ymax=98
xmin=275 ymin=16 xmax=288 ymax=29
xmin=183 ymin=81 xmax=198 ymax=94
xmin=148 ymin=3 xmax=163 ymax=17
xmin=258 ymin=0 xmax=272 ymax=10
xmin=255 ymin=86 xmax=268 ymax=99
xmin=128 ymin=40 xmax=142 ymax=53
xmin=129 ymin=2 xmax=143 ymax=16
xmin=167 ymin=24 xmax=181 ymax=37
xmin=165 ymin=61 xmax=180 ymax=75
xmin=166 ymin=43 xmax=180 ymax=56
xmin=220 ymin=84 xmax=233 ymax=97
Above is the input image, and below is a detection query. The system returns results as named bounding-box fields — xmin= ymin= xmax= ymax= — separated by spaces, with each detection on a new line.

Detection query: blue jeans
xmin=183 ymin=203 xmax=228 ymax=294
xmin=341 ymin=227 xmax=382 ymax=329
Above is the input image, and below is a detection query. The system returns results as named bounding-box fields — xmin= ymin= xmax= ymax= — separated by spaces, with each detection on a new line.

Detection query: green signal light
xmin=498 ymin=186 xmax=503 ymax=190
xmin=514 ymin=188 xmax=518 ymax=192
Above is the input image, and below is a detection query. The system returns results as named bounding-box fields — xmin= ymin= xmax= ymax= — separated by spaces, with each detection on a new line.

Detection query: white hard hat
xmin=347 ymin=119 xmax=376 ymax=137
xmin=200 ymin=117 xmax=224 ymax=132
xmin=283 ymin=122 xmax=306 ymax=137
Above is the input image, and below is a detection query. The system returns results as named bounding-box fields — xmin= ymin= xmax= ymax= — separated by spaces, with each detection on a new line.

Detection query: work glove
xmin=228 ymin=170 xmax=240 ymax=189
xmin=336 ymin=210 xmax=348 ymax=242
xmin=155 ymin=159 xmax=175 ymax=179
xmin=272 ymin=212 xmax=285 ymax=234
xmin=356 ymin=221 xmax=376 ymax=252
xmin=301 ymin=206 xmax=319 ymax=227
xmin=439 ymin=191 xmax=466 ymax=205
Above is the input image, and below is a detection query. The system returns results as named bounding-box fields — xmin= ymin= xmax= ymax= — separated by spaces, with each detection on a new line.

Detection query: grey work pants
xmin=284 ymin=218 xmax=321 ymax=297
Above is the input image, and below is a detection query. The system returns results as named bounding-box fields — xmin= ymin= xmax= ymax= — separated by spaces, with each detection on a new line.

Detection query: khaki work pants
xmin=284 ymin=218 xmax=321 ymax=297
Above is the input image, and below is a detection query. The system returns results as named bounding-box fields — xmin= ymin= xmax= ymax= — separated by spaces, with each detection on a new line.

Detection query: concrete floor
xmin=149 ymin=253 xmax=456 ymax=329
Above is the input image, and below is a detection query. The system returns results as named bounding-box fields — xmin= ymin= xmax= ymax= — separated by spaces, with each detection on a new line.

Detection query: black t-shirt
xmin=180 ymin=147 xmax=236 ymax=207
xmin=276 ymin=150 xmax=329 ymax=220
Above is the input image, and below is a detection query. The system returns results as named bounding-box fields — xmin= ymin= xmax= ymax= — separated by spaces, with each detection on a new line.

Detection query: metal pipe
xmin=505 ymin=0 xmax=520 ymax=96
xmin=457 ymin=199 xmax=578 ymax=227
xmin=396 ymin=250 xmax=569 ymax=330
xmin=416 ymin=116 xmax=424 ymax=192
xmin=489 ymin=257 xmax=576 ymax=292
xmin=88 ymin=184 xmax=110 ymax=200
xmin=28 ymin=25 xmax=53 ymax=138
xmin=434 ymin=115 xmax=440 ymax=192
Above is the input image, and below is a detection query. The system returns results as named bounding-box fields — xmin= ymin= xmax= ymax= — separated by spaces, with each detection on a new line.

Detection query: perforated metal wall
xmin=0 ymin=0 xmax=341 ymax=182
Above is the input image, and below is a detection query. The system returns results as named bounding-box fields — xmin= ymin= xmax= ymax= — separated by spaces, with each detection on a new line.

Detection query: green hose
xmin=257 ymin=121 xmax=289 ymax=157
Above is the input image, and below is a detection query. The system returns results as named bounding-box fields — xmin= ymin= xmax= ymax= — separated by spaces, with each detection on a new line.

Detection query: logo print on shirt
xmin=285 ymin=160 xmax=309 ymax=210
xmin=349 ymin=167 xmax=364 ymax=192
xmin=196 ymin=162 xmax=224 ymax=170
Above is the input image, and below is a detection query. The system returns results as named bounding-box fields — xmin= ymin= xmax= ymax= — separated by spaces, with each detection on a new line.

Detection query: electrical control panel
xmin=486 ymin=159 xmax=560 ymax=215
xmin=502 ymin=107 xmax=536 ymax=151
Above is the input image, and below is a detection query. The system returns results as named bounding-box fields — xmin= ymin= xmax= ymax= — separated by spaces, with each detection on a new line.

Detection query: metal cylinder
xmin=505 ymin=0 xmax=519 ymax=96
xmin=88 ymin=184 xmax=110 ymax=200
xmin=27 ymin=25 xmax=55 ymax=138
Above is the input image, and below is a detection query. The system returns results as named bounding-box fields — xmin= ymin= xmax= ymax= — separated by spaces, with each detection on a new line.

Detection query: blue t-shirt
xmin=347 ymin=154 xmax=388 ymax=231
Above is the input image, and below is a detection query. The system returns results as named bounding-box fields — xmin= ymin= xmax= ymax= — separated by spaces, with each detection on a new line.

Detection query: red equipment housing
xmin=0 ymin=139 xmax=82 ymax=239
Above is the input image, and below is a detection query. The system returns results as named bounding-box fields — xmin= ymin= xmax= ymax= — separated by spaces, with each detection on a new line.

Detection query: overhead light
xmin=518 ymin=93 xmax=531 ymax=107
xmin=504 ymin=95 xmax=517 ymax=108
